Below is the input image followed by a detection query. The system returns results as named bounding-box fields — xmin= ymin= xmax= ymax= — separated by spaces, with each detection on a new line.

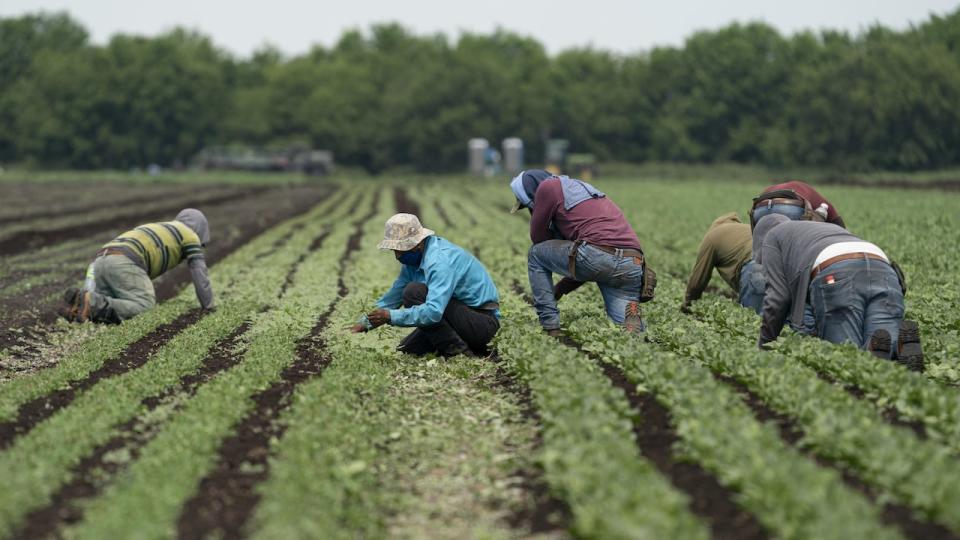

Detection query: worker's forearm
xmin=188 ymin=258 xmax=215 ymax=309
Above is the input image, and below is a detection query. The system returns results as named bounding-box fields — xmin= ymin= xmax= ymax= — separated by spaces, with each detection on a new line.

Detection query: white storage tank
xmin=502 ymin=138 xmax=524 ymax=174
xmin=468 ymin=138 xmax=489 ymax=176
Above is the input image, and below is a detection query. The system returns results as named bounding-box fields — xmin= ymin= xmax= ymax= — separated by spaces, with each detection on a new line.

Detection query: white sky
xmin=2 ymin=0 xmax=958 ymax=58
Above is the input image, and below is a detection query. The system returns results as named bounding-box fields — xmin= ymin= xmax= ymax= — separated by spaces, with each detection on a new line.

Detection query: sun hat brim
xmin=377 ymin=228 xmax=435 ymax=250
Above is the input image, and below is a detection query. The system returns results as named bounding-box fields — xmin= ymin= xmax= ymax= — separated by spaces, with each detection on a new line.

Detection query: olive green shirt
xmin=684 ymin=213 xmax=753 ymax=304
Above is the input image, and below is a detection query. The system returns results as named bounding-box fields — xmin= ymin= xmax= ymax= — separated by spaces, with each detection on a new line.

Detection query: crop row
xmin=644 ymin=278 xmax=960 ymax=533
xmin=60 ymin=191 xmax=372 ymax=539
xmin=447 ymin=187 xmax=914 ymax=539
xmin=0 ymin=189 xmax=347 ymax=420
xmin=0 ymin=189 xmax=355 ymax=535
xmin=415 ymin=189 xmax=720 ymax=538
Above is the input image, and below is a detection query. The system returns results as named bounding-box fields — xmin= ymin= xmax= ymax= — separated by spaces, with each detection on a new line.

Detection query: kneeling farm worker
xmin=59 ymin=209 xmax=214 ymax=323
xmin=351 ymin=213 xmax=500 ymax=357
xmin=753 ymin=214 xmax=923 ymax=371
xmin=510 ymin=169 xmax=654 ymax=336
xmin=681 ymin=212 xmax=762 ymax=314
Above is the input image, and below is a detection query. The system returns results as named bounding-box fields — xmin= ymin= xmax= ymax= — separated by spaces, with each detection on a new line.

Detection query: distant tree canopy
xmin=3 ymin=10 xmax=960 ymax=172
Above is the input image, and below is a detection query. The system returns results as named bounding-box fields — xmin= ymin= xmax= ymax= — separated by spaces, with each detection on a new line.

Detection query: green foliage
xmin=6 ymin=11 xmax=960 ymax=171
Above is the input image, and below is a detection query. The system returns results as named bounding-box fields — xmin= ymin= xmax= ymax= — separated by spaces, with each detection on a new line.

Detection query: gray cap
xmin=175 ymin=208 xmax=210 ymax=245
xmin=752 ymin=213 xmax=790 ymax=264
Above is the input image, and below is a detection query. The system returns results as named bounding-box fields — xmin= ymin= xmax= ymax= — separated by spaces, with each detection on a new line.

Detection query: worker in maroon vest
xmin=750 ymin=180 xmax=846 ymax=229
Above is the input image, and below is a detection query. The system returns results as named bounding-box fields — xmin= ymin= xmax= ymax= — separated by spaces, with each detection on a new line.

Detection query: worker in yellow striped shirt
xmin=60 ymin=209 xmax=215 ymax=323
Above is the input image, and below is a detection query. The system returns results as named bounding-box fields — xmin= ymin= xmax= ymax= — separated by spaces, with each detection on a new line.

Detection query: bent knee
xmin=402 ymin=282 xmax=428 ymax=307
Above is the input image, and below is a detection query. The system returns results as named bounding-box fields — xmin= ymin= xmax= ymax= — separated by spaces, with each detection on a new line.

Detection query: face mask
xmin=397 ymin=250 xmax=423 ymax=267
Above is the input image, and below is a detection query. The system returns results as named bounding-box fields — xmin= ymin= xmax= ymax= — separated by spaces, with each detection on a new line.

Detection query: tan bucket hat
xmin=377 ymin=213 xmax=435 ymax=251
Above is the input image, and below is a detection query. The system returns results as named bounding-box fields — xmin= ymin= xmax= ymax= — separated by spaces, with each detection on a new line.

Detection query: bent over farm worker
xmin=681 ymin=212 xmax=763 ymax=314
xmin=351 ymin=213 xmax=501 ymax=357
xmin=753 ymin=214 xmax=924 ymax=371
xmin=510 ymin=169 xmax=650 ymax=336
xmin=59 ymin=209 xmax=214 ymax=324
xmin=750 ymin=180 xmax=846 ymax=229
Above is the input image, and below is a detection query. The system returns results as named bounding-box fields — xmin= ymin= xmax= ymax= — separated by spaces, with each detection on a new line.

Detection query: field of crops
xmin=0 ymin=175 xmax=958 ymax=539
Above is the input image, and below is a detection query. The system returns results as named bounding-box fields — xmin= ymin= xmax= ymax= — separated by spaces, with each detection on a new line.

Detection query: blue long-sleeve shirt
xmin=376 ymin=236 xmax=500 ymax=327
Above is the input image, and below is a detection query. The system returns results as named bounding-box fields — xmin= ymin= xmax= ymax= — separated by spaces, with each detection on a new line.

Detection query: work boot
xmin=59 ymin=287 xmax=92 ymax=323
xmin=867 ymin=329 xmax=892 ymax=360
xmin=623 ymin=301 xmax=645 ymax=336
xmin=896 ymin=320 xmax=924 ymax=372
xmin=544 ymin=328 xmax=563 ymax=338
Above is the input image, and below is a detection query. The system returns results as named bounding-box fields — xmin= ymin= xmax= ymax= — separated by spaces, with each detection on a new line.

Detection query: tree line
xmin=3 ymin=10 xmax=960 ymax=173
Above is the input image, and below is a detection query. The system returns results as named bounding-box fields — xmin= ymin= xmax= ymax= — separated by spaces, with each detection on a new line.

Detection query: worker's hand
xmin=367 ymin=308 xmax=391 ymax=328
xmin=554 ymin=278 xmax=584 ymax=301
xmin=350 ymin=323 xmax=367 ymax=334
xmin=553 ymin=284 xmax=564 ymax=301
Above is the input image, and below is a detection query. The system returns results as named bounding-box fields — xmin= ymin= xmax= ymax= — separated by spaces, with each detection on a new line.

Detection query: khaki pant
xmin=89 ymin=255 xmax=156 ymax=322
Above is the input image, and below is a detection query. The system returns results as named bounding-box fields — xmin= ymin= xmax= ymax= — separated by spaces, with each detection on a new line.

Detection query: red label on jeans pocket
xmin=826 ymin=274 xmax=835 ymax=285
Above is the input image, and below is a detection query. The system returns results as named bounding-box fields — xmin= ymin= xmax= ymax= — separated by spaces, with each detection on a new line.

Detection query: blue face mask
xmin=397 ymin=250 xmax=423 ymax=267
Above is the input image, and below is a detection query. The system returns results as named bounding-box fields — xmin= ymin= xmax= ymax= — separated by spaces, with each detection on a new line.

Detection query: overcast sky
xmin=2 ymin=0 xmax=958 ymax=58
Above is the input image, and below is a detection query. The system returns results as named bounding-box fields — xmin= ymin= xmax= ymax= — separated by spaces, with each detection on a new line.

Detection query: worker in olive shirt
xmin=753 ymin=214 xmax=923 ymax=371
xmin=510 ymin=169 xmax=647 ymax=335
xmin=352 ymin=213 xmax=500 ymax=357
xmin=59 ymin=209 xmax=214 ymax=323
xmin=681 ymin=212 xmax=762 ymax=314
xmin=751 ymin=180 xmax=846 ymax=228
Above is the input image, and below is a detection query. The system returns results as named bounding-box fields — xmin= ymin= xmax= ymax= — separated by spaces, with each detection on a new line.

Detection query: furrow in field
xmin=174 ymin=190 xmax=378 ymax=539
xmin=11 ymin=321 xmax=253 ymax=540
xmin=0 ymin=185 xmax=336 ymax=370
xmin=0 ymin=194 xmax=353 ymax=538
xmin=0 ymin=308 xmax=206 ymax=450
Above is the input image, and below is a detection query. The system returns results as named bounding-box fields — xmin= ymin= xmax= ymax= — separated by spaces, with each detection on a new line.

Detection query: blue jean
xmin=752 ymin=203 xmax=805 ymax=224
xmin=528 ymin=240 xmax=645 ymax=330
xmin=738 ymin=259 xmax=765 ymax=314
xmin=809 ymin=258 xmax=905 ymax=356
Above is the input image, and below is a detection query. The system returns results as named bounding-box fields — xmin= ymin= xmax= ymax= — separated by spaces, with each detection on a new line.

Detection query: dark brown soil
xmin=393 ymin=186 xmax=421 ymax=216
xmin=175 ymin=190 xmax=379 ymax=539
xmin=0 ymin=186 xmax=266 ymax=257
xmin=0 ymin=184 xmax=334 ymax=362
xmin=0 ymin=308 xmax=205 ymax=450
xmin=820 ymin=177 xmax=960 ymax=192
xmin=713 ymin=373 xmax=957 ymax=540
xmin=12 ymin=322 xmax=252 ymax=539
xmin=509 ymin=279 xmax=768 ymax=538
xmin=488 ymin=353 xmax=572 ymax=534
xmin=591 ymin=358 xmax=769 ymax=540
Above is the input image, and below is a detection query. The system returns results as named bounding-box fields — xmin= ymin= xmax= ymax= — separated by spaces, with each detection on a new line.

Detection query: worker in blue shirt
xmin=351 ymin=213 xmax=501 ymax=357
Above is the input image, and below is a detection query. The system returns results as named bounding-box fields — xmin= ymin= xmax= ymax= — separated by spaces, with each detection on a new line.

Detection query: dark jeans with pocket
xmin=809 ymin=258 xmax=904 ymax=356
xmin=396 ymin=283 xmax=500 ymax=357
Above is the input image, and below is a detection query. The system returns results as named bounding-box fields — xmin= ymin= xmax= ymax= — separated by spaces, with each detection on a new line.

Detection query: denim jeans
xmin=527 ymin=240 xmax=645 ymax=330
xmin=752 ymin=203 xmax=805 ymax=224
xmin=738 ymin=259 xmax=765 ymax=314
xmin=808 ymin=257 xmax=905 ymax=356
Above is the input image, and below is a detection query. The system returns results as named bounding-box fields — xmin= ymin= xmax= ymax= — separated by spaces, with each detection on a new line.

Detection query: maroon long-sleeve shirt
xmin=762 ymin=181 xmax=846 ymax=227
xmin=530 ymin=178 xmax=642 ymax=249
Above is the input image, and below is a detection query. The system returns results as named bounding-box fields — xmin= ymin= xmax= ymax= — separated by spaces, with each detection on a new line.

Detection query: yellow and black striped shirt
xmin=103 ymin=221 xmax=203 ymax=279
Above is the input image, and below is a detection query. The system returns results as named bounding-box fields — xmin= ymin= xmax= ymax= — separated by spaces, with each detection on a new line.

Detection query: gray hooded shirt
xmin=756 ymin=218 xmax=864 ymax=346
xmin=175 ymin=209 xmax=214 ymax=309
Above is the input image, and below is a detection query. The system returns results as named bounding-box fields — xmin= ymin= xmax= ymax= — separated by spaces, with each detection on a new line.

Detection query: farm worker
xmin=752 ymin=214 xmax=923 ymax=370
xmin=59 ymin=209 xmax=214 ymax=323
xmin=351 ymin=213 xmax=501 ymax=357
xmin=750 ymin=180 xmax=846 ymax=229
xmin=681 ymin=212 xmax=763 ymax=314
xmin=509 ymin=169 xmax=652 ymax=336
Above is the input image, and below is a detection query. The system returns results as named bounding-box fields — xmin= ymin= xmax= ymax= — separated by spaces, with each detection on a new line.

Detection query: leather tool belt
xmin=810 ymin=252 xmax=889 ymax=280
xmin=567 ymin=240 xmax=644 ymax=276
